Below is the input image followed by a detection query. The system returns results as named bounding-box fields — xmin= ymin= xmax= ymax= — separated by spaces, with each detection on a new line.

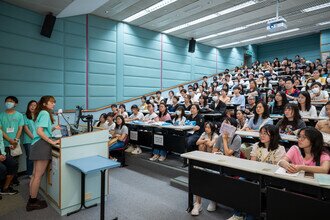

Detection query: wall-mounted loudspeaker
xmin=40 ymin=13 xmax=56 ymax=38
xmin=188 ymin=38 xmax=196 ymax=53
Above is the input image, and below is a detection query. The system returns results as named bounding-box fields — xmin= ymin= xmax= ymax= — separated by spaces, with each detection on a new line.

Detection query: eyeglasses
xmin=297 ymin=135 xmax=308 ymax=140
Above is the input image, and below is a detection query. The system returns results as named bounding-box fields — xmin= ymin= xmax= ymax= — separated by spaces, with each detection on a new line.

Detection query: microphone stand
xmin=59 ymin=113 xmax=80 ymax=135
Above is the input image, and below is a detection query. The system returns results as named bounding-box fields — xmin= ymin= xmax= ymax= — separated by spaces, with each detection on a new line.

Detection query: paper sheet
xmin=275 ymin=167 xmax=300 ymax=177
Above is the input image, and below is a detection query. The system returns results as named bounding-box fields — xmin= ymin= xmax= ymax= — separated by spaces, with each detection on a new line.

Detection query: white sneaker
xmin=191 ymin=202 xmax=202 ymax=216
xmin=158 ymin=156 xmax=166 ymax=162
xmin=227 ymin=215 xmax=244 ymax=220
xmin=125 ymin=146 xmax=135 ymax=153
xmin=131 ymin=147 xmax=142 ymax=155
xmin=207 ymin=201 xmax=217 ymax=212
xmin=149 ymin=155 xmax=159 ymax=161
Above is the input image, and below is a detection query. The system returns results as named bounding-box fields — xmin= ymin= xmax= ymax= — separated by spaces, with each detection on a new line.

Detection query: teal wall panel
xmin=321 ymin=29 xmax=330 ymax=56
xmin=257 ymin=34 xmax=320 ymax=62
xmin=0 ymin=1 xmax=249 ymax=112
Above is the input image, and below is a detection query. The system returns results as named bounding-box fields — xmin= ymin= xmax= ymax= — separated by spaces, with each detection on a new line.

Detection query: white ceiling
xmin=4 ymin=0 xmax=330 ymax=48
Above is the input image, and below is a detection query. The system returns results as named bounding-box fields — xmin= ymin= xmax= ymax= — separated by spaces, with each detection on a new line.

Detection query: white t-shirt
xmin=129 ymin=112 xmax=144 ymax=121
xmin=144 ymin=112 xmax=158 ymax=121
xmin=299 ymin=105 xmax=317 ymax=117
xmin=311 ymin=90 xmax=329 ymax=101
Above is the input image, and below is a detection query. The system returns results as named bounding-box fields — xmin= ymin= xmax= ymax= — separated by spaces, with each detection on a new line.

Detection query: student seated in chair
xmin=196 ymin=122 xmax=218 ymax=153
xmin=191 ymin=118 xmax=241 ymax=216
xmin=316 ymin=101 xmax=330 ymax=134
xmin=228 ymin=124 xmax=286 ymax=220
xmin=149 ymin=103 xmax=171 ymax=162
xmin=297 ymin=91 xmax=317 ymax=118
xmin=279 ymin=127 xmax=330 ymax=174
xmin=172 ymin=106 xmax=186 ymax=126
xmin=185 ymin=104 xmax=205 ymax=154
xmin=276 ymin=103 xmax=306 ymax=135
xmin=242 ymin=101 xmax=273 ymax=131
xmin=125 ymin=105 xmax=144 ymax=154
xmin=207 ymin=91 xmax=227 ymax=114
xmin=109 ymin=115 xmax=128 ymax=155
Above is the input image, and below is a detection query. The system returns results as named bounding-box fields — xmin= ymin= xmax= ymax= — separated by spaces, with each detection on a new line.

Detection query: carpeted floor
xmin=0 ymin=165 xmax=232 ymax=220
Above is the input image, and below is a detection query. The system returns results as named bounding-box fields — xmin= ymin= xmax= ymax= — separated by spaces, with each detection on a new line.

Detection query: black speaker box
xmin=188 ymin=38 xmax=196 ymax=53
xmin=40 ymin=13 xmax=56 ymax=38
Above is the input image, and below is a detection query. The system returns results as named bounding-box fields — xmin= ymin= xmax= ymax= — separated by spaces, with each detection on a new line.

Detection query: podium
xmin=39 ymin=129 xmax=109 ymax=216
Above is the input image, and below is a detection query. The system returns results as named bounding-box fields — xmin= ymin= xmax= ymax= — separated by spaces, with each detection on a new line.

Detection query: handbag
xmin=10 ymin=140 xmax=23 ymax=156
xmin=108 ymin=137 xmax=118 ymax=147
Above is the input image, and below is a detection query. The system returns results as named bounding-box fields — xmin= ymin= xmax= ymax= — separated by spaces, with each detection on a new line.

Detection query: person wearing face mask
xmin=172 ymin=106 xmax=186 ymax=126
xmin=310 ymin=82 xmax=329 ymax=103
xmin=208 ymin=91 xmax=227 ymax=114
xmin=302 ymin=78 xmax=315 ymax=92
xmin=148 ymin=96 xmax=158 ymax=111
xmin=0 ymin=96 xmax=24 ymax=187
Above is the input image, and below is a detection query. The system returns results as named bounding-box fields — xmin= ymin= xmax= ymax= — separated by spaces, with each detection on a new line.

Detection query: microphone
xmin=57 ymin=109 xmax=79 ymax=135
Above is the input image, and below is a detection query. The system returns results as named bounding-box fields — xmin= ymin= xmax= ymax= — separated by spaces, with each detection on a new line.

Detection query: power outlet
xmin=85 ymin=192 xmax=92 ymax=201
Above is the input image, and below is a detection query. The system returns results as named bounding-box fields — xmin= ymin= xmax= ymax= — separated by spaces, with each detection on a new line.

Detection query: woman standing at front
xmin=26 ymin=96 xmax=60 ymax=211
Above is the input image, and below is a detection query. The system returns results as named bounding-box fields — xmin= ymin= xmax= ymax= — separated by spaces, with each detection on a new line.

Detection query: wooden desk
xmin=181 ymin=151 xmax=330 ymax=220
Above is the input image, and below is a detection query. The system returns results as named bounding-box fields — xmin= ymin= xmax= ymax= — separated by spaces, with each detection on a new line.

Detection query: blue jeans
xmin=23 ymin=143 xmax=34 ymax=176
xmin=109 ymin=140 xmax=125 ymax=151
xmin=152 ymin=148 xmax=167 ymax=157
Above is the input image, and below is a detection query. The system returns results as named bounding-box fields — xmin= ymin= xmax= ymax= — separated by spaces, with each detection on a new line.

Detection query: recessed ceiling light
xmin=317 ymin=21 xmax=330 ymax=26
xmin=217 ymin=41 xmax=240 ymax=48
xmin=196 ymin=18 xmax=270 ymax=41
xmin=301 ymin=2 xmax=330 ymax=13
xmin=123 ymin=0 xmax=177 ymax=22
xmin=105 ymin=10 xmax=109 ymax=14
xmin=163 ymin=0 xmax=258 ymax=33
xmin=267 ymin=28 xmax=300 ymax=37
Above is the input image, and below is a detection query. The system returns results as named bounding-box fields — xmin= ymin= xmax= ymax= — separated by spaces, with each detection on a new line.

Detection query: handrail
xmin=64 ymin=71 xmax=223 ymax=113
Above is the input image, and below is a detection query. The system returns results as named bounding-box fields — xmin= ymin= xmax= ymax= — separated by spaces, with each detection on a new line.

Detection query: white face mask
xmin=272 ymin=75 xmax=276 ymax=79
xmin=307 ymin=83 xmax=312 ymax=87
xmin=212 ymin=96 xmax=218 ymax=102
xmin=150 ymin=99 xmax=154 ymax=104
xmin=327 ymin=78 xmax=330 ymax=83
xmin=175 ymin=110 xmax=181 ymax=115
xmin=263 ymin=80 xmax=267 ymax=84
xmin=312 ymin=88 xmax=320 ymax=94
xmin=234 ymin=82 xmax=239 ymax=85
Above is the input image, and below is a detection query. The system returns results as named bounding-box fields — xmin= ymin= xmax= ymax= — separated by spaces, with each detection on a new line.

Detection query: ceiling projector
xmin=267 ymin=16 xmax=287 ymax=32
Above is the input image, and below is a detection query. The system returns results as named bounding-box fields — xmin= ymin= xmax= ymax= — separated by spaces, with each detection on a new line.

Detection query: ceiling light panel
xmin=163 ymin=0 xmax=258 ymax=33
xmin=123 ymin=0 xmax=177 ymax=23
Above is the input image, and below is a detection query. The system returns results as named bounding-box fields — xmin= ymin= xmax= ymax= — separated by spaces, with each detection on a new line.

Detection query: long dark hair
xmin=279 ymin=103 xmax=301 ymax=130
xmin=97 ymin=113 xmax=107 ymax=127
xmin=274 ymin=91 xmax=288 ymax=107
xmin=298 ymin=127 xmax=329 ymax=165
xmin=253 ymin=101 xmax=269 ymax=124
xmin=204 ymin=122 xmax=216 ymax=141
xmin=25 ymin=100 xmax=37 ymax=120
xmin=34 ymin=96 xmax=56 ymax=124
xmin=174 ymin=106 xmax=185 ymax=120
xmin=158 ymin=102 xmax=169 ymax=118
xmin=258 ymin=124 xmax=281 ymax=151
xmin=298 ymin=91 xmax=312 ymax=111
xmin=115 ymin=115 xmax=126 ymax=129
